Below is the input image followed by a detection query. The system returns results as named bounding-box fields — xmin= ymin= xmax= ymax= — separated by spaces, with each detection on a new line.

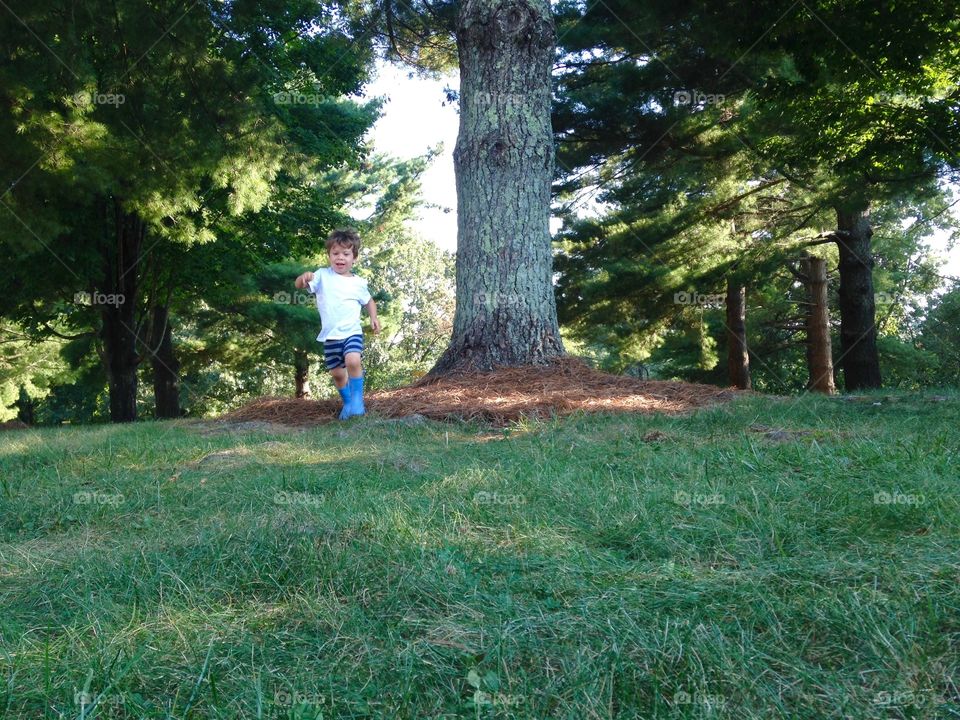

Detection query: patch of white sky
xmin=903 ymin=204 xmax=960 ymax=287
xmin=359 ymin=63 xmax=460 ymax=252
xmin=360 ymin=61 xmax=959 ymax=284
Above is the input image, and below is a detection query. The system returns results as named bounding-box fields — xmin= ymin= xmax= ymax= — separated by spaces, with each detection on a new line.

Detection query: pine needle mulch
xmin=219 ymin=357 xmax=745 ymax=428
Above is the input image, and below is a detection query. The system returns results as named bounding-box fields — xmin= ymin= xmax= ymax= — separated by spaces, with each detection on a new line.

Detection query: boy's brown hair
xmin=326 ymin=228 xmax=361 ymax=258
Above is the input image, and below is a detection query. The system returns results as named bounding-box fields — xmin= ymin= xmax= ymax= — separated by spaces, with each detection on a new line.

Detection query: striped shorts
xmin=323 ymin=334 xmax=364 ymax=370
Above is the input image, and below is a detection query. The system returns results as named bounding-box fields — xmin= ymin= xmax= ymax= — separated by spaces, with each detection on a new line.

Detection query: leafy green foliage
xmin=0 ymin=0 xmax=378 ymax=419
xmin=164 ymin=151 xmax=452 ymax=411
xmin=917 ymin=283 xmax=960 ymax=387
xmin=552 ymin=0 xmax=960 ymax=388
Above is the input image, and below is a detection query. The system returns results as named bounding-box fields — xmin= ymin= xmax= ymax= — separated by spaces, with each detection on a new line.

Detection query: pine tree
xmin=552 ymin=0 xmax=960 ymax=389
xmin=350 ymin=0 xmax=565 ymax=371
xmin=0 ymin=0 xmax=376 ymax=420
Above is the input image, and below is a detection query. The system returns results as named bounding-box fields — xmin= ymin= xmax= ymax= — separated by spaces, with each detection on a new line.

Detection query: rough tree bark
xmin=294 ymin=351 xmax=311 ymax=399
xmin=725 ymin=281 xmax=751 ymax=389
xmin=835 ymin=202 xmax=882 ymax=390
xmin=430 ymin=0 xmax=564 ymax=374
xmin=802 ymin=256 xmax=836 ymax=394
xmin=100 ymin=197 xmax=143 ymax=422
xmin=149 ymin=304 xmax=182 ymax=418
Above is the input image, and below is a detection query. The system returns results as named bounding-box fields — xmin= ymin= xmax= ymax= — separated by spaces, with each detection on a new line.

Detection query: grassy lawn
xmin=1 ymin=392 xmax=958 ymax=719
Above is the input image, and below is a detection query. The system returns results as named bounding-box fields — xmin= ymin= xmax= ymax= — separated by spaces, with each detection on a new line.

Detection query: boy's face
xmin=328 ymin=243 xmax=357 ymax=275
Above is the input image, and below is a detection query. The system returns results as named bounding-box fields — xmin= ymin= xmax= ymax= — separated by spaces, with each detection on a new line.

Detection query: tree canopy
xmin=1 ymin=0 xmax=958 ymax=423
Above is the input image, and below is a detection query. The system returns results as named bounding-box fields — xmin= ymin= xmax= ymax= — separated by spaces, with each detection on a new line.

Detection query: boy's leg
xmin=344 ymin=354 xmax=365 ymax=416
xmin=330 ymin=366 xmax=348 ymax=391
xmin=344 ymin=341 xmax=365 ymax=416
xmin=344 ymin=353 xmax=362 ymax=379
xmin=324 ymin=338 xmax=352 ymax=419
xmin=331 ymin=367 xmax=352 ymax=419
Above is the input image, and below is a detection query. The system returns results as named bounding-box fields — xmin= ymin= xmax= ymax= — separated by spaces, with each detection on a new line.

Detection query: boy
xmin=295 ymin=228 xmax=380 ymax=419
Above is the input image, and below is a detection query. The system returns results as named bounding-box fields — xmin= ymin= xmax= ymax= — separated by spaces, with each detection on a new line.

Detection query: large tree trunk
xmin=100 ymin=198 xmax=143 ymax=422
xmin=835 ymin=202 xmax=882 ymax=390
xmin=149 ymin=304 xmax=181 ymax=418
xmin=802 ymin=256 xmax=836 ymax=394
xmin=294 ymin=351 xmax=311 ymax=398
xmin=725 ymin=281 xmax=751 ymax=389
xmin=431 ymin=0 xmax=563 ymax=374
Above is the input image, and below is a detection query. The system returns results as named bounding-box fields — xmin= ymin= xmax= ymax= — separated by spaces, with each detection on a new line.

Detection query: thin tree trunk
xmin=100 ymin=197 xmax=143 ymax=422
xmin=725 ymin=281 xmax=751 ymax=389
xmin=15 ymin=387 xmax=34 ymax=425
xmin=294 ymin=351 xmax=311 ymax=398
xmin=150 ymin=304 xmax=181 ymax=418
xmin=431 ymin=0 xmax=563 ymax=374
xmin=835 ymin=202 xmax=882 ymax=390
xmin=803 ymin=256 xmax=836 ymax=394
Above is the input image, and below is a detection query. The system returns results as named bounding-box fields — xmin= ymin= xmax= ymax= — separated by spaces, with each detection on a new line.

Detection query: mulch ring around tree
xmin=218 ymin=357 xmax=746 ymax=427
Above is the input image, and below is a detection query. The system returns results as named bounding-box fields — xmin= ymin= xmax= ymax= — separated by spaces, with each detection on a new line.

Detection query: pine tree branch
xmin=41 ymin=324 xmax=96 ymax=341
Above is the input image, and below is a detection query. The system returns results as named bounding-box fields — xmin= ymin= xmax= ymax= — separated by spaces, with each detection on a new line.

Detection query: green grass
xmin=1 ymin=391 xmax=958 ymax=719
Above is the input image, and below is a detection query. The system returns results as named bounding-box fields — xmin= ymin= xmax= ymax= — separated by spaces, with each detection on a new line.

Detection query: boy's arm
xmin=365 ymin=298 xmax=381 ymax=334
xmin=294 ymin=271 xmax=314 ymax=290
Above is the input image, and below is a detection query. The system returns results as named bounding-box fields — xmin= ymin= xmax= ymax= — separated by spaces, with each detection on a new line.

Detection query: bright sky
xmin=362 ymin=62 xmax=960 ymax=282
xmin=363 ymin=63 xmax=460 ymax=252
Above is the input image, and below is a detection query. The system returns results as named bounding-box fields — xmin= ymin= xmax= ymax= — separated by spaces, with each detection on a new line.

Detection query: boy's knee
xmin=344 ymin=353 xmax=362 ymax=372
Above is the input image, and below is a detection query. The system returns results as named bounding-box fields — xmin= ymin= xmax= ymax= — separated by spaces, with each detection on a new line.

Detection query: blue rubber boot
xmin=346 ymin=375 xmax=365 ymax=417
xmin=337 ymin=384 xmax=351 ymax=420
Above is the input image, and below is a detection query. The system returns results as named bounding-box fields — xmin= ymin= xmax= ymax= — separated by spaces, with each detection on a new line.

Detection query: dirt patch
xmin=218 ymin=357 xmax=744 ymax=428
xmin=642 ymin=430 xmax=672 ymax=443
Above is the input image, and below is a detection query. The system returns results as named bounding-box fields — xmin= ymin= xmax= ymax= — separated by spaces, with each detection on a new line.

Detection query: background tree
xmin=0 ymin=323 xmax=66 ymax=422
xmin=0 ymin=0 xmax=376 ymax=420
xmin=552 ymin=0 xmax=959 ymax=391
xmin=722 ymin=0 xmax=959 ymax=389
xmin=168 ymin=151 xmax=452 ymax=410
xmin=917 ymin=283 xmax=960 ymax=387
xmin=352 ymin=0 xmax=565 ymax=372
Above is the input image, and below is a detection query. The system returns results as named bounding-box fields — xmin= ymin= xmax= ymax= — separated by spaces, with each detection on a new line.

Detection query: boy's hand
xmin=366 ymin=299 xmax=380 ymax=334
xmin=294 ymin=271 xmax=314 ymax=289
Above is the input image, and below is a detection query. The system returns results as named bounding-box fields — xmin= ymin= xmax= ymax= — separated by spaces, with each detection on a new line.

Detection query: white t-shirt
xmin=307 ymin=267 xmax=372 ymax=342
